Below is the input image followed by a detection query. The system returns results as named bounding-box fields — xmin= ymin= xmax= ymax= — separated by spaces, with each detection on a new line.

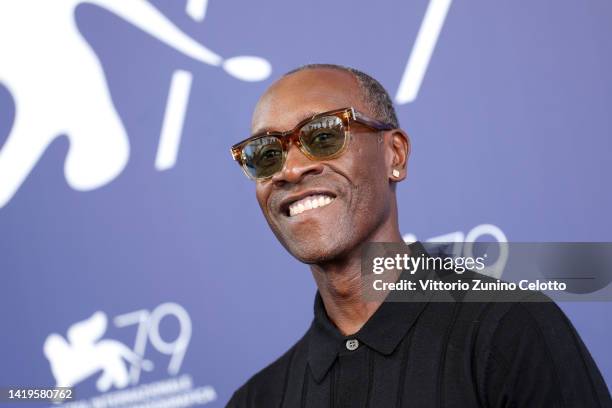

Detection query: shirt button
xmin=345 ymin=339 xmax=359 ymax=351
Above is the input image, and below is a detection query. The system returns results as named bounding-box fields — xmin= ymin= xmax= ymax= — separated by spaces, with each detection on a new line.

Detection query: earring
xmin=392 ymin=169 xmax=400 ymax=178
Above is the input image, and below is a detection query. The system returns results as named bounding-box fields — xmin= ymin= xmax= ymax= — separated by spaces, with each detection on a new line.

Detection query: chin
xmin=284 ymin=237 xmax=350 ymax=265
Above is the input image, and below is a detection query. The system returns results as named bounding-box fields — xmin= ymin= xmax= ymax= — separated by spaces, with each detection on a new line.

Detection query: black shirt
xmin=228 ymin=252 xmax=611 ymax=407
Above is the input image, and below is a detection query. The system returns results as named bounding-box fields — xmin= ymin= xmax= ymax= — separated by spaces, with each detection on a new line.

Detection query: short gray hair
xmin=284 ymin=63 xmax=399 ymax=128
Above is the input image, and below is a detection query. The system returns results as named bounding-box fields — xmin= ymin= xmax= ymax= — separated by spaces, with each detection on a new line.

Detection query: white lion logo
xmin=44 ymin=311 xmax=153 ymax=392
xmin=0 ymin=0 xmax=271 ymax=208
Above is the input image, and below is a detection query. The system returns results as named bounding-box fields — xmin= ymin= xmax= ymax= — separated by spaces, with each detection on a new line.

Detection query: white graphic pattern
xmin=44 ymin=311 xmax=154 ymax=392
xmin=0 ymin=0 xmax=271 ymax=209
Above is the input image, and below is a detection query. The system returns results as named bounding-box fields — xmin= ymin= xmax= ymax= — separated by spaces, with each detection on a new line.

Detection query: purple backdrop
xmin=0 ymin=0 xmax=610 ymax=406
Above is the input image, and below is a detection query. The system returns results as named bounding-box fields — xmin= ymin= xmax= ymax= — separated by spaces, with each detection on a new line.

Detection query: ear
xmin=386 ymin=129 xmax=410 ymax=182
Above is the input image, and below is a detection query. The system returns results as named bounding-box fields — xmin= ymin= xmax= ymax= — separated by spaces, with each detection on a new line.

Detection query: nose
xmin=271 ymin=142 xmax=323 ymax=185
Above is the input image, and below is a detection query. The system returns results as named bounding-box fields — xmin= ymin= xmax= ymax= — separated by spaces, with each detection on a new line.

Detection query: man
xmin=227 ymin=64 xmax=610 ymax=407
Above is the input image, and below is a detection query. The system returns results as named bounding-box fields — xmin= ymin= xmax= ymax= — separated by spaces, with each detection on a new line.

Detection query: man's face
xmin=252 ymin=69 xmax=395 ymax=264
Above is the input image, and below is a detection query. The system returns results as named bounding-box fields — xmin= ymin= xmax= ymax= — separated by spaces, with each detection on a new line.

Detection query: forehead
xmin=251 ymin=68 xmax=369 ymax=134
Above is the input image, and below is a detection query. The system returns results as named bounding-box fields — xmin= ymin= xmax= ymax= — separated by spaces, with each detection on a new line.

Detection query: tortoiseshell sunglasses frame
xmin=230 ymin=107 xmax=394 ymax=181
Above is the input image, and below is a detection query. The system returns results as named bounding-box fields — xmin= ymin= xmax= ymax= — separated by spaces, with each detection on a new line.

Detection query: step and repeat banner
xmin=1 ymin=0 xmax=610 ymax=406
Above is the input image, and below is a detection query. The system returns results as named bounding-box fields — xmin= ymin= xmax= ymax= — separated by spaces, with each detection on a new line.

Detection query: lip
xmin=279 ymin=189 xmax=337 ymax=217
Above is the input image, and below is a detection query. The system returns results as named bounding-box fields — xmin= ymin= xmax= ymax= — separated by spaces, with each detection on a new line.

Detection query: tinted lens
xmin=299 ymin=116 xmax=346 ymax=158
xmin=241 ymin=136 xmax=284 ymax=179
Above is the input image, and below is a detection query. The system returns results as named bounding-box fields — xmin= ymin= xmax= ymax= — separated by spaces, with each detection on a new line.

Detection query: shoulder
xmin=468 ymin=295 xmax=610 ymax=406
xmin=460 ymin=289 xmax=583 ymax=368
xmin=227 ymin=333 xmax=308 ymax=408
xmin=469 ymin=290 xmax=578 ymax=353
xmin=440 ymin=271 xmax=571 ymax=337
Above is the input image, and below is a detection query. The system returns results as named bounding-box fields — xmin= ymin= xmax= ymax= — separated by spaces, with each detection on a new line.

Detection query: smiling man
xmin=227 ymin=65 xmax=610 ymax=407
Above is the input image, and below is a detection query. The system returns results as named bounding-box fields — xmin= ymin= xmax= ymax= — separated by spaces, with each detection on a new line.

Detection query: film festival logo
xmin=403 ymin=223 xmax=509 ymax=279
xmin=43 ymin=303 xmax=216 ymax=406
xmin=0 ymin=0 xmax=453 ymax=210
xmin=0 ymin=0 xmax=271 ymax=209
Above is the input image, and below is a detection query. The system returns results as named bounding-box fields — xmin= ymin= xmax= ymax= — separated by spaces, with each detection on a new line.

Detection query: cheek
xmin=255 ymin=186 xmax=270 ymax=214
xmin=347 ymin=138 xmax=387 ymax=188
xmin=342 ymin=139 xmax=390 ymax=214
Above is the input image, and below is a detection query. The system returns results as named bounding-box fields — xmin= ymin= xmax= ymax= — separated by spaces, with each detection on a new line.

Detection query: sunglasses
xmin=230 ymin=107 xmax=394 ymax=181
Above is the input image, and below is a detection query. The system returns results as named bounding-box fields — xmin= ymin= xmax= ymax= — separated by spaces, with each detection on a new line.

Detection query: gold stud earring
xmin=392 ymin=169 xmax=400 ymax=178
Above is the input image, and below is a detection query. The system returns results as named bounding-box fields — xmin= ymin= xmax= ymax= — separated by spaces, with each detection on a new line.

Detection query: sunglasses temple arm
xmin=353 ymin=110 xmax=394 ymax=131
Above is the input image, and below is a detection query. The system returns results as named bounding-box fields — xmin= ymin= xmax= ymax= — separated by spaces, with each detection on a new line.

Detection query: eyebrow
xmin=251 ymin=110 xmax=322 ymax=137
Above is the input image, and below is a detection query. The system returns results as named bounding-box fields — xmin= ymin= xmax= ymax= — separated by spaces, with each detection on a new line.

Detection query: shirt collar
xmin=307 ymin=241 xmax=433 ymax=382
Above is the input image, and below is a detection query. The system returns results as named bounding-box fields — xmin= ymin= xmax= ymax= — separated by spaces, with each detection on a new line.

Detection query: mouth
xmin=280 ymin=191 xmax=337 ymax=217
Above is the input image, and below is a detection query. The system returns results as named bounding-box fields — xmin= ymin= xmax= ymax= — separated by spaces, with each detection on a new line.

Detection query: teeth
xmin=288 ymin=194 xmax=335 ymax=217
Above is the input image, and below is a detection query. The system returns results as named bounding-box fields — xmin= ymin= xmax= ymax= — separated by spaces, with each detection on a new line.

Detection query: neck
xmin=310 ymin=220 xmax=403 ymax=336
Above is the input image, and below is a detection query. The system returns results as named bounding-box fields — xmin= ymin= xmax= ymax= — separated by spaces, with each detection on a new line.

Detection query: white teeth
xmin=288 ymin=194 xmax=335 ymax=217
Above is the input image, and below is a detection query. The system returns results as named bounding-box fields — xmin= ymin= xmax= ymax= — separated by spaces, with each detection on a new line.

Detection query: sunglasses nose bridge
xmin=272 ymin=135 xmax=323 ymax=183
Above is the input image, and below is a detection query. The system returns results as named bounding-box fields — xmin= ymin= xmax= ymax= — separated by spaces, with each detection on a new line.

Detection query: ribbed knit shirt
xmin=228 ymin=249 xmax=611 ymax=407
